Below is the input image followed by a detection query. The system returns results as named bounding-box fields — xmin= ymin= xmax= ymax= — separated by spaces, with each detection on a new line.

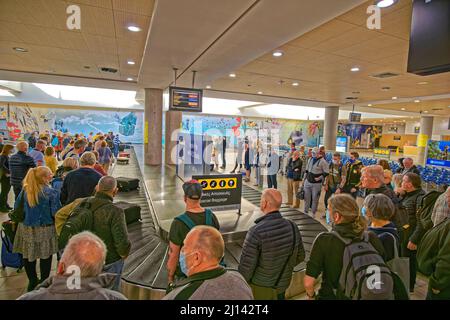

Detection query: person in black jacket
xmin=401 ymin=158 xmax=421 ymax=176
xmin=304 ymin=194 xmax=385 ymax=300
xmin=9 ymin=141 xmax=36 ymax=199
xmin=363 ymin=193 xmax=400 ymax=262
xmin=239 ymin=189 xmax=305 ymax=300
xmin=60 ymin=152 xmax=102 ymax=205
xmin=286 ymin=151 xmax=302 ymax=208
xmin=399 ymin=172 xmax=425 ymax=292
xmin=0 ymin=144 xmax=14 ymax=211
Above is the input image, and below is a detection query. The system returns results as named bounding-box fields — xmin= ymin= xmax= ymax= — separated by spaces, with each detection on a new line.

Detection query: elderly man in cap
xmin=167 ymin=180 xmax=220 ymax=283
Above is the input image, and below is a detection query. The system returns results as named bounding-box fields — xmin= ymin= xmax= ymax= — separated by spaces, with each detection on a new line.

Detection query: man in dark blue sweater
xmin=9 ymin=141 xmax=36 ymax=198
xmin=60 ymin=151 xmax=102 ymax=205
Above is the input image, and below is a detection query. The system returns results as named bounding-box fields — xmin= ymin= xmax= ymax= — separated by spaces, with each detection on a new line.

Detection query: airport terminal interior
xmin=0 ymin=0 xmax=449 ymax=301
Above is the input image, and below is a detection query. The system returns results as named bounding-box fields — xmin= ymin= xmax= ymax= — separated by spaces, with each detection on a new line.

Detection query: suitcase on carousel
xmin=114 ymin=201 xmax=142 ymax=225
xmin=116 ymin=177 xmax=140 ymax=192
xmin=116 ymin=157 xmax=129 ymax=165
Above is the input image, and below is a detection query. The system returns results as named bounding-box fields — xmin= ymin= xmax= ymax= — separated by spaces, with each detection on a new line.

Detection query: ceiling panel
xmin=0 ymin=0 xmax=155 ymax=82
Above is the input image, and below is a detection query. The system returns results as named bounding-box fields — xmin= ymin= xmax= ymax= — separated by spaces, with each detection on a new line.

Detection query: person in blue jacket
xmin=13 ymin=166 xmax=61 ymax=292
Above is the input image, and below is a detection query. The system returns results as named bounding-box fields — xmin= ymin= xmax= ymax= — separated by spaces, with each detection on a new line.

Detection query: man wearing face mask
xmin=302 ymin=147 xmax=329 ymax=216
xmin=336 ymin=151 xmax=363 ymax=199
xmin=167 ymin=180 xmax=220 ymax=283
xmin=164 ymin=226 xmax=253 ymax=300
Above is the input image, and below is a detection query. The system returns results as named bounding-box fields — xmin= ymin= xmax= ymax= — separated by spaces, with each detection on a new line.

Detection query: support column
xmin=417 ymin=116 xmax=433 ymax=165
xmin=144 ymin=88 xmax=163 ymax=165
xmin=165 ymin=111 xmax=182 ymax=165
xmin=323 ymin=106 xmax=339 ymax=151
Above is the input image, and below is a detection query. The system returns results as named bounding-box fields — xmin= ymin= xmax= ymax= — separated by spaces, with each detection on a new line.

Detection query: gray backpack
xmin=332 ymin=231 xmax=394 ymax=300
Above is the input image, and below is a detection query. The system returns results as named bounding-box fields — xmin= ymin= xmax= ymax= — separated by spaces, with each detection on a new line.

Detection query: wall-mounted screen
xmin=336 ymin=136 xmax=348 ymax=153
xmin=169 ymin=87 xmax=203 ymax=112
xmin=426 ymin=140 xmax=450 ymax=168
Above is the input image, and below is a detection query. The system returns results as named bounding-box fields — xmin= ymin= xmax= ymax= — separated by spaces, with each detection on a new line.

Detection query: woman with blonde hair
xmin=13 ymin=166 xmax=62 ymax=291
xmin=0 ymin=144 xmax=14 ymax=211
xmin=303 ymin=194 xmax=385 ymax=300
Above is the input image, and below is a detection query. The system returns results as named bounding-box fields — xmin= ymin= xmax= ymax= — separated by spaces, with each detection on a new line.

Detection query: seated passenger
xmin=239 ymin=188 xmax=305 ymax=300
xmin=163 ymin=226 xmax=253 ymax=300
xmin=60 ymin=152 xmax=102 ymax=205
xmin=363 ymin=193 xmax=400 ymax=261
xmin=17 ymin=231 xmax=127 ymax=300
xmin=167 ymin=180 xmax=220 ymax=283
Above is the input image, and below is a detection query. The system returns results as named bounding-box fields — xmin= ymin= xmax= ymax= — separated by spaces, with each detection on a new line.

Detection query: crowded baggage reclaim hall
xmin=0 ymin=0 xmax=449 ymax=305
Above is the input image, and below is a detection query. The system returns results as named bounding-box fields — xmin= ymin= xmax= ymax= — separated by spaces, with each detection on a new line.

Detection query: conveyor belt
xmin=112 ymin=147 xmax=327 ymax=299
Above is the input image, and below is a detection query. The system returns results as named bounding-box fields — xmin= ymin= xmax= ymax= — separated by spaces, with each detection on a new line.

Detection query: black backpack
xmin=58 ymin=198 xmax=110 ymax=250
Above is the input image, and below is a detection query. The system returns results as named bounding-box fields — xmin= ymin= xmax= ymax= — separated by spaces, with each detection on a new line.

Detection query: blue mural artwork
xmin=0 ymin=103 xmax=144 ymax=143
xmin=53 ymin=110 xmax=143 ymax=143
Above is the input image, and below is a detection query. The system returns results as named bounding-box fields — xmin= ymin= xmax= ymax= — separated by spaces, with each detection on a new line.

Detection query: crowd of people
xmin=1 ymin=131 xmax=450 ymax=301
xmin=0 ymin=130 xmax=131 ymax=297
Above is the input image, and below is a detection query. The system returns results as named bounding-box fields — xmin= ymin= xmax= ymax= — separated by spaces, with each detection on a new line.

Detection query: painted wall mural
xmin=182 ymin=114 xmax=323 ymax=148
xmin=337 ymin=123 xmax=382 ymax=148
xmin=0 ymin=103 xmax=144 ymax=143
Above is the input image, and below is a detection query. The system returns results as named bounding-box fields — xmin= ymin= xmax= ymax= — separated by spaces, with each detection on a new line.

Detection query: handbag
xmin=296 ymin=185 xmax=305 ymax=200
xmin=251 ymin=221 xmax=298 ymax=300
xmin=9 ymin=192 xmax=25 ymax=223
xmin=384 ymin=232 xmax=410 ymax=295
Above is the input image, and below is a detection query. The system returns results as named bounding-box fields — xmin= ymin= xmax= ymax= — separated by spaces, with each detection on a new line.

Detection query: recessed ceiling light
xmin=229 ymin=73 xmax=236 ymax=78
xmin=392 ymin=96 xmax=398 ymax=100
xmin=382 ymin=86 xmax=391 ymax=91
xmin=292 ymin=82 xmax=299 ymax=86
xmin=423 ymin=110 xmax=428 ymax=113
xmin=414 ymin=99 xmax=420 ymax=103
xmin=127 ymin=60 xmax=135 ymax=65
xmin=257 ymin=91 xmax=263 ymax=95
xmin=13 ymin=47 xmax=28 ymax=52
xmin=401 ymin=108 xmax=405 ymax=110
xmin=206 ymin=85 xmax=211 ymax=89
xmin=350 ymin=67 xmax=360 ymax=72
xmin=127 ymin=25 xmax=141 ymax=32
xmin=126 ymin=77 xmax=133 ymax=81
xmin=272 ymin=50 xmax=283 ymax=57
xmin=368 ymin=104 xmax=373 ymax=107
xmin=417 ymin=81 xmax=428 ymax=85
xmin=376 ymin=0 xmax=397 ymax=8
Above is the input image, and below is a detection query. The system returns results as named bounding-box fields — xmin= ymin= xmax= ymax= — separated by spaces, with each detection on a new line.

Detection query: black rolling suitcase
xmin=116 ymin=177 xmax=140 ymax=192
xmin=114 ymin=201 xmax=142 ymax=225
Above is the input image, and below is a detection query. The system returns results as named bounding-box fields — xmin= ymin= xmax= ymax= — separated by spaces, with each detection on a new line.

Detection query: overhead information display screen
xmin=169 ymin=87 xmax=203 ymax=112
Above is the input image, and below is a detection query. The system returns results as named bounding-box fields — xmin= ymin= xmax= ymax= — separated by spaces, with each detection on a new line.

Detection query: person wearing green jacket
xmin=417 ymin=191 xmax=450 ymax=300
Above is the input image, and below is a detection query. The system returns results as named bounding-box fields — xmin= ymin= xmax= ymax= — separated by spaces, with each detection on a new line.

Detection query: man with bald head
xmin=59 ymin=176 xmax=130 ymax=291
xmin=17 ymin=231 xmax=127 ymax=300
xmin=164 ymin=226 xmax=253 ymax=300
xmin=239 ymin=188 xmax=305 ymax=300
xmin=9 ymin=141 xmax=36 ymax=198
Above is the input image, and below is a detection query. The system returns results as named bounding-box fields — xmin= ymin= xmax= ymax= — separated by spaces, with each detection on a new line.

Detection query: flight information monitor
xmin=169 ymin=87 xmax=203 ymax=112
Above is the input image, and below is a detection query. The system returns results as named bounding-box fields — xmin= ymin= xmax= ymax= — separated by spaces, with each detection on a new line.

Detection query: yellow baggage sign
xmin=197 ymin=177 xmax=238 ymax=191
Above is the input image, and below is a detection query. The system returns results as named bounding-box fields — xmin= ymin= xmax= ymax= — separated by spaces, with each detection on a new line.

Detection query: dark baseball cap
xmin=183 ymin=179 xmax=203 ymax=200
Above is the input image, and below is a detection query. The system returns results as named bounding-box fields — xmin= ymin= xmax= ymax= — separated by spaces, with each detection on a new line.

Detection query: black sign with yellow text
xmin=192 ymin=174 xmax=242 ymax=211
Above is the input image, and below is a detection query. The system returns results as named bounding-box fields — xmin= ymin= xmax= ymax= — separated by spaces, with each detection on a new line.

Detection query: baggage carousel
xmin=113 ymin=146 xmax=327 ymax=299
